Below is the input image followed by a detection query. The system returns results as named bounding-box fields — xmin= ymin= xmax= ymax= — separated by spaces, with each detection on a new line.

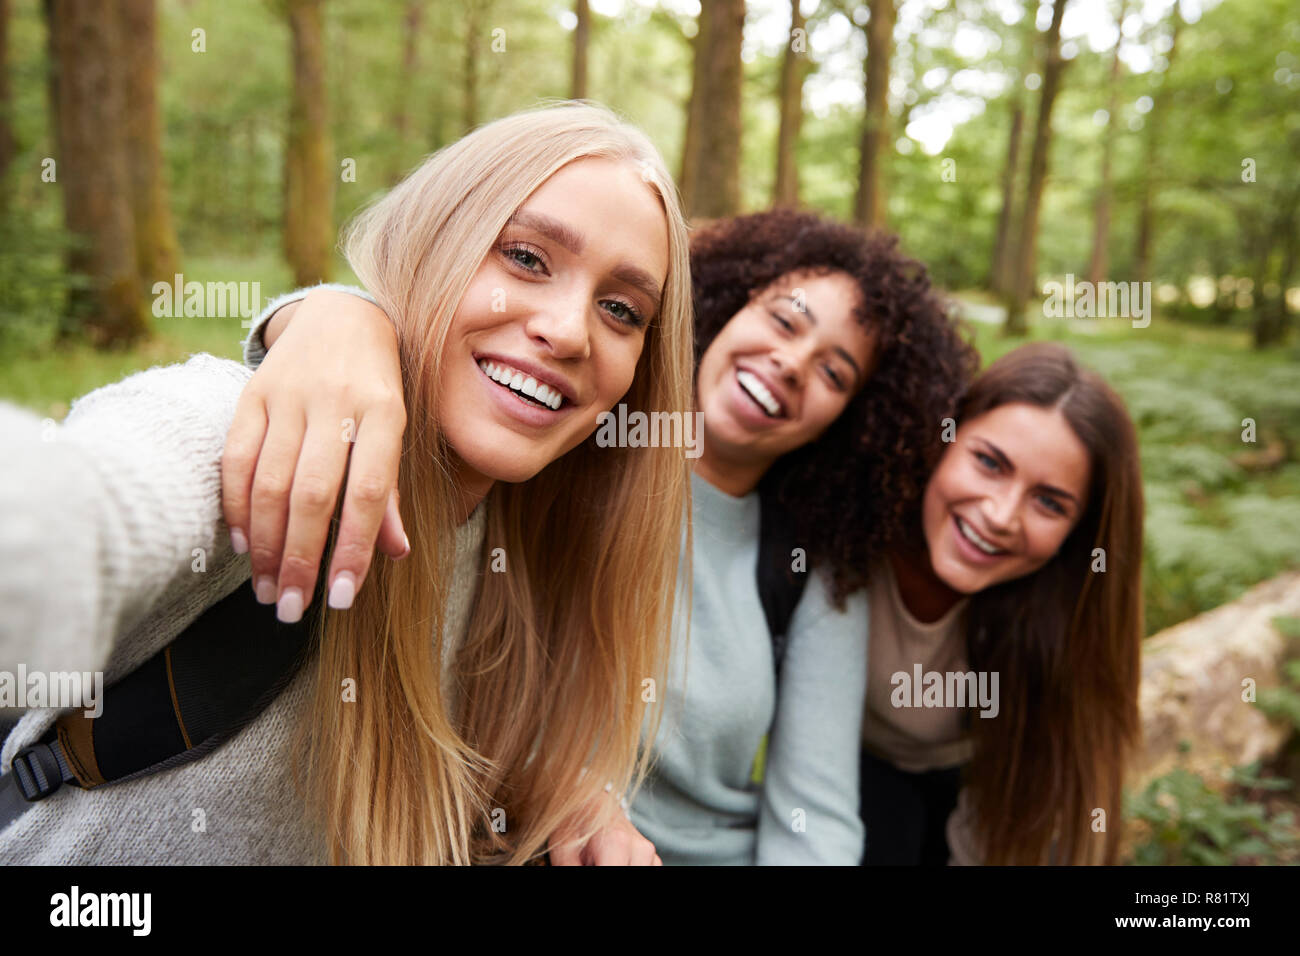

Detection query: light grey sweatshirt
xmin=0 ymin=353 xmax=486 ymax=864
xmin=244 ymin=285 xmax=872 ymax=866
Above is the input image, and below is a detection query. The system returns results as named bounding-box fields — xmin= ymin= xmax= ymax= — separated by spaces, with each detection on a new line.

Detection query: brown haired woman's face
xmin=696 ymin=269 xmax=875 ymax=472
xmin=922 ymin=402 xmax=1091 ymax=594
xmin=441 ymin=157 xmax=668 ymax=488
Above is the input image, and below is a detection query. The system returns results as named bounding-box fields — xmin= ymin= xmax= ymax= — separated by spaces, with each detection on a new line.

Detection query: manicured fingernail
xmin=255 ymin=576 xmax=276 ymax=605
xmin=230 ymin=528 xmax=248 ymax=555
xmin=277 ymin=587 xmax=304 ymax=624
xmin=328 ymin=572 xmax=356 ymax=610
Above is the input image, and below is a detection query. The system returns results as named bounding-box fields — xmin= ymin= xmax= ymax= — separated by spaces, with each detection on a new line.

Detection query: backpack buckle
xmin=11 ymin=744 xmax=63 ymax=802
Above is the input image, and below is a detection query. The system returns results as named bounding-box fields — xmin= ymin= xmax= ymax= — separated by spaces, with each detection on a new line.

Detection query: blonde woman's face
xmin=922 ymin=402 xmax=1091 ymax=594
xmin=441 ymin=157 xmax=669 ymax=487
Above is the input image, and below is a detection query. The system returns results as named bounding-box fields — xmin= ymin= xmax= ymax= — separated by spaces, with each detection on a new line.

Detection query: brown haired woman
xmin=863 ymin=342 xmax=1144 ymax=865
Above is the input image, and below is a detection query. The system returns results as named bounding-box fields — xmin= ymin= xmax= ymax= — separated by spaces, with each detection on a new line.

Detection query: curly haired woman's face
xmin=441 ymin=157 xmax=669 ymax=488
xmin=696 ymin=269 xmax=876 ymax=474
xmin=922 ymin=403 xmax=1091 ymax=594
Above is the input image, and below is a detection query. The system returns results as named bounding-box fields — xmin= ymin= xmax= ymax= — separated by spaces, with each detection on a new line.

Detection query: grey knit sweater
xmin=0 ymin=354 xmax=486 ymax=864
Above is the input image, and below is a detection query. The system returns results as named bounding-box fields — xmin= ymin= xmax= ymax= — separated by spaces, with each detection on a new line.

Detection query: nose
xmin=526 ymin=288 xmax=591 ymax=361
xmin=980 ymin=486 xmax=1020 ymax=538
xmin=768 ymin=345 xmax=808 ymax=390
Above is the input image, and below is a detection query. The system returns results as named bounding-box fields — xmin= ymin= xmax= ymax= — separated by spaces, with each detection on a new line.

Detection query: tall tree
xmin=773 ymin=0 xmax=807 ymax=207
xmin=1133 ymin=0 xmax=1182 ymax=289
xmin=0 ymin=0 xmax=15 ymax=206
xmin=990 ymin=13 xmax=1038 ymax=294
xmin=462 ymin=1 xmax=484 ymax=133
xmin=1086 ymin=0 xmax=1129 ymax=288
xmin=853 ymin=0 xmax=895 ymax=229
xmin=393 ymin=0 xmax=424 ymax=144
xmin=571 ymin=0 xmax=589 ymax=100
xmin=1003 ymin=0 xmax=1069 ymax=336
xmin=680 ymin=0 xmax=744 ymax=219
xmin=48 ymin=0 xmax=146 ymax=345
xmin=122 ymin=0 xmax=181 ymax=288
xmin=284 ymin=0 xmax=333 ymax=286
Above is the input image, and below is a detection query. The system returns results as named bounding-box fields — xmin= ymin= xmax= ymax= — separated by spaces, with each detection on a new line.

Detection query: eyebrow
xmin=977 ymin=438 xmax=1080 ymax=504
xmin=506 ymin=209 xmax=663 ymax=319
xmin=775 ymin=294 xmax=864 ymax=387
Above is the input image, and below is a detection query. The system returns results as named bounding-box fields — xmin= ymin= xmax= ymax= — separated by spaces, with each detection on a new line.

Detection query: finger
xmin=375 ymin=489 xmax=409 ymax=560
xmin=248 ymin=407 xmax=306 ymax=605
xmin=275 ymin=421 xmax=353 ymax=622
xmin=221 ymin=389 xmax=269 ymax=556
xmin=629 ymin=839 xmax=657 ymax=867
xmin=324 ymin=411 xmax=405 ymax=606
xmin=548 ymin=836 xmax=583 ymax=867
xmin=589 ymin=833 xmax=632 ymax=866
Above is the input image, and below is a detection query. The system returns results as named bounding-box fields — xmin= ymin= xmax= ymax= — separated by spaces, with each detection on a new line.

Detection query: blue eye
xmin=604 ymin=299 xmax=646 ymax=329
xmin=1037 ymin=494 xmax=1067 ymax=516
xmin=501 ymin=244 xmax=546 ymax=273
xmin=974 ymin=450 xmax=998 ymax=469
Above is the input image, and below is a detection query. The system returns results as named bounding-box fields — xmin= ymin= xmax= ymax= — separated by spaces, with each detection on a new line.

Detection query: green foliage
xmin=1125 ymin=762 xmax=1298 ymax=865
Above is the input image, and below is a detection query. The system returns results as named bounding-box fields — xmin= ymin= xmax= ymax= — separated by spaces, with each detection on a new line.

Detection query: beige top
xmin=860 ymin=560 xmax=986 ymax=865
xmin=861 ymin=559 xmax=973 ymax=773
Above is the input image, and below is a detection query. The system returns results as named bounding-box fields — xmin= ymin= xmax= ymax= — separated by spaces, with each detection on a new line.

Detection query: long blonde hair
xmin=299 ymin=102 xmax=694 ymax=864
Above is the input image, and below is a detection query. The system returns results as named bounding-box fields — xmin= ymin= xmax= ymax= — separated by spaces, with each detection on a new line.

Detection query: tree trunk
xmin=48 ymin=0 xmax=146 ymax=346
xmin=393 ymin=0 xmax=423 ymax=143
xmin=1003 ymin=0 xmax=1068 ymax=336
xmin=284 ymin=0 xmax=332 ymax=286
xmin=990 ymin=97 xmax=1023 ymax=293
xmin=1134 ymin=1 xmax=1182 ymax=288
xmin=463 ymin=3 xmax=480 ymax=133
xmin=678 ymin=5 xmax=711 ymax=214
xmin=683 ymin=0 xmax=744 ymax=219
xmin=1086 ymin=0 xmax=1128 ymax=289
xmin=0 ymin=0 xmax=16 ymax=206
xmin=854 ymin=0 xmax=895 ymax=229
xmin=121 ymin=0 xmax=182 ymax=288
xmin=571 ymin=0 xmax=589 ymax=100
xmin=772 ymin=0 xmax=806 ymax=207
xmin=1252 ymin=184 xmax=1298 ymax=348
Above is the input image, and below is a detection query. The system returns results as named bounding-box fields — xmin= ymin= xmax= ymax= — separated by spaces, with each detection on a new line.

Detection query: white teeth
xmin=477 ymin=360 xmax=562 ymax=410
xmin=736 ymin=370 xmax=781 ymax=417
xmin=957 ymin=516 xmax=1003 ymax=555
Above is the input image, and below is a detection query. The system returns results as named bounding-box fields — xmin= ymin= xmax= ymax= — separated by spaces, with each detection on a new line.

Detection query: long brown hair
xmin=960 ymin=343 xmax=1144 ymax=865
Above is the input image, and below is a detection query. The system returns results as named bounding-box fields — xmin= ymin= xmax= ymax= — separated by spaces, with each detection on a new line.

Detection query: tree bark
xmin=121 ymin=0 xmax=182 ymax=288
xmin=683 ymin=0 xmax=744 ymax=219
xmin=1003 ymin=0 xmax=1069 ymax=336
xmin=284 ymin=0 xmax=333 ymax=286
xmin=48 ymin=0 xmax=146 ymax=346
xmin=772 ymin=0 xmax=806 ymax=207
xmin=463 ymin=2 xmax=481 ymax=133
xmin=854 ymin=0 xmax=895 ymax=229
xmin=990 ymin=97 xmax=1023 ymax=293
xmin=1134 ymin=1 xmax=1182 ymax=288
xmin=1086 ymin=0 xmax=1128 ymax=289
xmin=393 ymin=0 xmax=423 ymax=142
xmin=678 ymin=4 xmax=711 ymax=214
xmin=571 ymin=0 xmax=589 ymax=100
xmin=0 ymin=0 xmax=16 ymax=205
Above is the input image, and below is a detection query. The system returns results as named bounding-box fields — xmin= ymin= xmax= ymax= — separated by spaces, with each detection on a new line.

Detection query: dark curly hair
xmin=690 ymin=208 xmax=978 ymax=607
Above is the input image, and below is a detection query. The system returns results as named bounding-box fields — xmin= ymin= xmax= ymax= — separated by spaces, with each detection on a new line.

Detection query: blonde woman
xmin=0 ymin=102 xmax=694 ymax=865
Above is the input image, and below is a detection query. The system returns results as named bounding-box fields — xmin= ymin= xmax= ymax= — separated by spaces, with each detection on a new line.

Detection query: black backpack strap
xmin=757 ymin=484 xmax=809 ymax=678
xmin=0 ymin=577 xmax=321 ymax=831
